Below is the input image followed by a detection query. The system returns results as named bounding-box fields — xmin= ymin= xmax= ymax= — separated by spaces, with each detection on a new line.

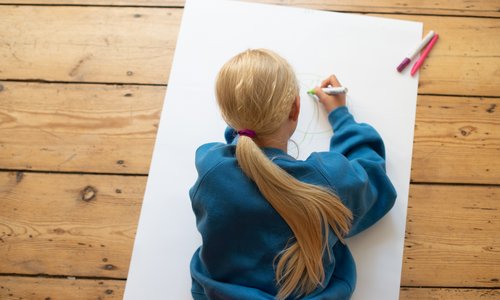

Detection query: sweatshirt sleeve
xmin=309 ymin=106 xmax=397 ymax=237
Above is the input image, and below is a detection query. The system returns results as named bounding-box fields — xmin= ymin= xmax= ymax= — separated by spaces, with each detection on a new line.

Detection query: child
xmin=189 ymin=49 xmax=397 ymax=300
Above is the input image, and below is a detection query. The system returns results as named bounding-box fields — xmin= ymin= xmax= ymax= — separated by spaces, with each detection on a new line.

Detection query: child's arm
xmin=311 ymin=75 xmax=397 ymax=237
xmin=329 ymin=106 xmax=396 ymax=237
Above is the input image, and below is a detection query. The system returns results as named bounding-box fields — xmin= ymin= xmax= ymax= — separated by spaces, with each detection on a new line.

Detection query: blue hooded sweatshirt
xmin=189 ymin=106 xmax=397 ymax=299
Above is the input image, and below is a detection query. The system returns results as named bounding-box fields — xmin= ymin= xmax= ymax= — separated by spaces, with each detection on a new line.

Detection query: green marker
xmin=307 ymin=86 xmax=348 ymax=95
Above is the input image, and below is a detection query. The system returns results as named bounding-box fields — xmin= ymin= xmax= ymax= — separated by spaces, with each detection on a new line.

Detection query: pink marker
xmin=411 ymin=34 xmax=439 ymax=76
xmin=396 ymin=30 xmax=435 ymax=72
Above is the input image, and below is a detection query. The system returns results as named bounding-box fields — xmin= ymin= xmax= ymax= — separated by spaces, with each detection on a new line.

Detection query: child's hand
xmin=313 ymin=75 xmax=347 ymax=113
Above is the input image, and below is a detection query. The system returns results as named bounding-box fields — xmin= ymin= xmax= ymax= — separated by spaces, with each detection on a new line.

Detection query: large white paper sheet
xmin=124 ymin=1 xmax=422 ymax=299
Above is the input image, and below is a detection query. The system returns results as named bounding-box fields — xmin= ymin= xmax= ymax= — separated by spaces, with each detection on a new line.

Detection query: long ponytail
xmin=216 ymin=49 xmax=352 ymax=299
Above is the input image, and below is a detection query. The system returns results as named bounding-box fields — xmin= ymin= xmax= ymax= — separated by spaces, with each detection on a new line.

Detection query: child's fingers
xmin=313 ymin=86 xmax=329 ymax=101
xmin=321 ymin=75 xmax=342 ymax=88
xmin=320 ymin=77 xmax=331 ymax=88
xmin=314 ymin=86 xmax=337 ymax=113
xmin=327 ymin=75 xmax=342 ymax=87
xmin=329 ymin=75 xmax=342 ymax=87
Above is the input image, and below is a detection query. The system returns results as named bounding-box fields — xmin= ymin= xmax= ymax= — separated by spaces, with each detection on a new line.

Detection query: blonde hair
xmin=215 ymin=49 xmax=352 ymax=299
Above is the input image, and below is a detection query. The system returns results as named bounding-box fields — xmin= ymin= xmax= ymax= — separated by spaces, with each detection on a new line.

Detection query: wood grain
xmin=1 ymin=276 xmax=498 ymax=300
xmin=0 ymin=82 xmax=164 ymax=174
xmin=0 ymin=276 xmax=124 ymax=300
xmin=400 ymin=287 xmax=500 ymax=299
xmin=0 ymin=171 xmax=145 ymax=278
xmin=412 ymin=96 xmax=499 ymax=184
xmin=385 ymin=14 xmax=500 ymax=97
xmin=1 ymin=6 xmax=499 ymax=97
xmin=1 ymin=171 xmax=497 ymax=287
xmin=0 ymin=0 xmax=498 ymax=296
xmin=0 ymin=6 xmax=181 ymax=84
xmin=0 ymin=0 xmax=498 ymax=17
xmin=402 ymin=184 xmax=499 ymax=287
xmin=2 ymin=82 xmax=498 ymax=184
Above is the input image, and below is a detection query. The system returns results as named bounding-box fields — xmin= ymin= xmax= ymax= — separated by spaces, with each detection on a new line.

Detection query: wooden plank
xmin=2 ymin=82 xmax=498 ymax=184
xmin=0 ymin=276 xmax=124 ymax=300
xmin=1 ymin=171 xmax=498 ymax=286
xmin=381 ymin=14 xmax=500 ymax=97
xmin=2 ymin=277 xmax=498 ymax=300
xmin=0 ymin=6 xmax=499 ymax=97
xmin=0 ymin=6 xmax=181 ymax=84
xmin=411 ymin=95 xmax=499 ymax=184
xmin=0 ymin=82 xmax=164 ymax=174
xmin=401 ymin=184 xmax=500 ymax=287
xmin=0 ymin=171 xmax=145 ymax=278
xmin=400 ymin=287 xmax=500 ymax=299
xmin=0 ymin=0 xmax=498 ymax=18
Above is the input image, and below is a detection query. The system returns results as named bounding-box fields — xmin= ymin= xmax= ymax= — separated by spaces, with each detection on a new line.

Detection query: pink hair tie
xmin=237 ymin=129 xmax=256 ymax=138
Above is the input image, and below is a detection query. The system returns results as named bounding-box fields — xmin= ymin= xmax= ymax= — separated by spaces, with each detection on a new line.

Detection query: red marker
xmin=411 ymin=34 xmax=439 ymax=76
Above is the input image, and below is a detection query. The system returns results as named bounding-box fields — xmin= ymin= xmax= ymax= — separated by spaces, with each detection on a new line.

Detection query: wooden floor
xmin=0 ymin=0 xmax=498 ymax=299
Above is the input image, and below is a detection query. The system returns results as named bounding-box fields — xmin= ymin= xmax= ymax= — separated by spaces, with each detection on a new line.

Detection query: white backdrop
xmin=125 ymin=0 xmax=422 ymax=299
